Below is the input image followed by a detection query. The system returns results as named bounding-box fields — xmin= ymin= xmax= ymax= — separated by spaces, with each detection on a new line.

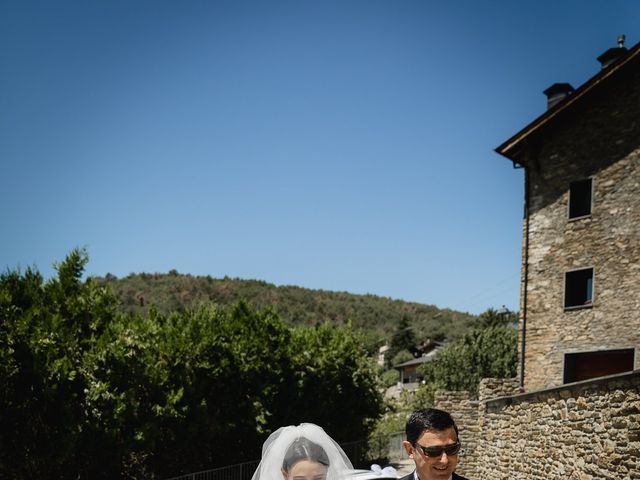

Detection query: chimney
xmin=597 ymin=34 xmax=628 ymax=69
xmin=543 ymin=82 xmax=575 ymax=110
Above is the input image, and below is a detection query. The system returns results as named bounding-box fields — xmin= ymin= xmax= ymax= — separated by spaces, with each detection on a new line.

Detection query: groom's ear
xmin=402 ymin=441 xmax=414 ymax=458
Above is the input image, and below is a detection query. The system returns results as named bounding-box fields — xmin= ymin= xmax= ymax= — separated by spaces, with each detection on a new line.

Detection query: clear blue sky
xmin=2 ymin=1 xmax=638 ymax=314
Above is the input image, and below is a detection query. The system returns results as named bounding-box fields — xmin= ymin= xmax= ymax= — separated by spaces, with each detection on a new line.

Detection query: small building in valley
xmin=393 ymin=339 xmax=444 ymax=384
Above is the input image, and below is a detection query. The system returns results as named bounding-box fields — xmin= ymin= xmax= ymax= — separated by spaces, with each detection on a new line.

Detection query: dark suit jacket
xmin=398 ymin=471 xmax=470 ymax=480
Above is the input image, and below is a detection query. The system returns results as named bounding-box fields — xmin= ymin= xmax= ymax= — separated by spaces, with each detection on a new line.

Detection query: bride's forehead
xmin=287 ymin=459 xmax=329 ymax=473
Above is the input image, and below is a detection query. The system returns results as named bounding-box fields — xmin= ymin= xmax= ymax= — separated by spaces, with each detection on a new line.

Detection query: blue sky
xmin=2 ymin=1 xmax=638 ymax=314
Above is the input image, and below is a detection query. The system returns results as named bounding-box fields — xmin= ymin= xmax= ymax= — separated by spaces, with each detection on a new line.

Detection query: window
xmin=564 ymin=268 xmax=593 ymax=308
xmin=568 ymin=178 xmax=592 ymax=219
xmin=564 ymin=349 xmax=635 ymax=383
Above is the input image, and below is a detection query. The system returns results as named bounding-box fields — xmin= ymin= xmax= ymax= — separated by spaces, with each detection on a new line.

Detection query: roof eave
xmin=495 ymin=40 xmax=640 ymax=166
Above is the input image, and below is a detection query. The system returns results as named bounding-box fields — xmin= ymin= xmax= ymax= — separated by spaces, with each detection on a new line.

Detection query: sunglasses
xmin=414 ymin=442 xmax=461 ymax=458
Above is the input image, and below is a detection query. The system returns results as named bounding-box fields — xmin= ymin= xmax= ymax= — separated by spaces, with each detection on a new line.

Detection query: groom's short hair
xmin=405 ymin=408 xmax=459 ymax=444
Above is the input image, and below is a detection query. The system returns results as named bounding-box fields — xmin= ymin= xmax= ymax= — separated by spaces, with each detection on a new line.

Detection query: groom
xmin=400 ymin=408 xmax=470 ymax=480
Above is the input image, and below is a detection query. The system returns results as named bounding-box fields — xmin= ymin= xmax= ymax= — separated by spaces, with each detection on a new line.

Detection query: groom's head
xmin=403 ymin=408 xmax=461 ymax=480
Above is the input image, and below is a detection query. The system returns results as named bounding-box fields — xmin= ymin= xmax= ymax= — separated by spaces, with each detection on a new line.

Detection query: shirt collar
xmin=413 ymin=471 xmax=452 ymax=480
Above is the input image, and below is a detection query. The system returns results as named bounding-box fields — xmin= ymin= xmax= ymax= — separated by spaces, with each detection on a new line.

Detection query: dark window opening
xmin=564 ymin=349 xmax=635 ymax=383
xmin=569 ymin=178 xmax=592 ymax=219
xmin=399 ymin=366 xmax=419 ymax=383
xmin=565 ymin=268 xmax=593 ymax=308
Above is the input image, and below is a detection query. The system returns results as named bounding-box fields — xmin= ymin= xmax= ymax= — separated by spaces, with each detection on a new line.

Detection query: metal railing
xmin=166 ymin=432 xmax=407 ymax=480
xmin=165 ymin=459 xmax=260 ymax=480
xmin=387 ymin=432 xmax=409 ymax=461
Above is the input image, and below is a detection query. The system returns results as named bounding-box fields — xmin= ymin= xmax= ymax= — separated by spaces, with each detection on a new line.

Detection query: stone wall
xmin=518 ymin=61 xmax=640 ymax=391
xmin=433 ymin=391 xmax=479 ymax=477
xmin=478 ymin=377 xmax=520 ymax=401
xmin=437 ymin=371 xmax=640 ymax=480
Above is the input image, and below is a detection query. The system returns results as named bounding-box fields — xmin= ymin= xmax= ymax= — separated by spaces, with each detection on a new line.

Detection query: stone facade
xmin=431 ymin=41 xmax=640 ymax=480
xmin=514 ymin=51 xmax=640 ymax=391
xmin=432 ymin=391 xmax=479 ymax=476
xmin=436 ymin=372 xmax=640 ymax=480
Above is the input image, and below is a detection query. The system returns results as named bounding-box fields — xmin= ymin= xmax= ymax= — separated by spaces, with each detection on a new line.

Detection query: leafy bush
xmin=368 ymin=310 xmax=517 ymax=455
xmin=0 ymin=250 xmax=384 ymax=479
xmin=380 ymin=368 xmax=400 ymax=388
xmin=418 ymin=322 xmax=517 ymax=398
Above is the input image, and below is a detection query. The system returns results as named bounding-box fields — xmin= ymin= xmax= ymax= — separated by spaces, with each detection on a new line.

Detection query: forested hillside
xmin=93 ymin=271 xmax=477 ymax=347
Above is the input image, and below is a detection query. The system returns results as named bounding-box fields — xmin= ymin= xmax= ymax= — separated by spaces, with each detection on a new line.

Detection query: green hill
xmin=92 ymin=271 xmax=477 ymax=350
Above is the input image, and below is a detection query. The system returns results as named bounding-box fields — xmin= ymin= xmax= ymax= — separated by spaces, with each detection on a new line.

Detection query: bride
xmin=251 ymin=423 xmax=353 ymax=480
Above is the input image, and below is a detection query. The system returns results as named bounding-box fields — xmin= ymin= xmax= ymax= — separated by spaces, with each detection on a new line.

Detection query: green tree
xmin=283 ymin=322 xmax=384 ymax=444
xmin=417 ymin=318 xmax=517 ymax=399
xmin=390 ymin=349 xmax=413 ymax=367
xmin=380 ymin=368 xmax=401 ymax=388
xmin=0 ymin=248 xmax=120 ymax=478
xmin=386 ymin=314 xmax=416 ymax=367
xmin=0 ymin=252 xmax=385 ymax=479
xmin=475 ymin=307 xmax=517 ymax=329
xmin=85 ymin=301 xmax=295 ymax=477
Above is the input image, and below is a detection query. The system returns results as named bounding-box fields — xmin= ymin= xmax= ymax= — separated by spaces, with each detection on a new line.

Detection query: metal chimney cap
xmin=543 ymin=83 xmax=575 ymax=98
xmin=543 ymin=83 xmax=575 ymax=110
xmin=598 ymin=35 xmax=628 ymax=69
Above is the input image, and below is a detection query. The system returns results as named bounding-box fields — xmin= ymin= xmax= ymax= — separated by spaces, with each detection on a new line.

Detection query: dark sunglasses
xmin=414 ymin=442 xmax=461 ymax=458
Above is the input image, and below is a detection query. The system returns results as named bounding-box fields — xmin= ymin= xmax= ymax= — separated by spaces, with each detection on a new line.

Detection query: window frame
xmin=563 ymin=348 xmax=636 ymax=384
xmin=563 ymin=266 xmax=595 ymax=310
xmin=567 ymin=177 xmax=594 ymax=221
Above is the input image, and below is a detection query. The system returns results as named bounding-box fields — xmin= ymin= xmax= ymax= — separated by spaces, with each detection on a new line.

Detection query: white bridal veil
xmin=251 ymin=423 xmax=354 ymax=480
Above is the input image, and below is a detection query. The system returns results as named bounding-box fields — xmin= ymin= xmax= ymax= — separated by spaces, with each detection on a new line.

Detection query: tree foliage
xmin=0 ymin=248 xmax=119 ymax=477
xmin=386 ymin=314 xmax=417 ymax=367
xmin=417 ymin=320 xmax=518 ymax=399
xmin=368 ymin=309 xmax=517 ymax=460
xmin=0 ymin=250 xmax=384 ymax=479
xmin=475 ymin=307 xmax=518 ymax=329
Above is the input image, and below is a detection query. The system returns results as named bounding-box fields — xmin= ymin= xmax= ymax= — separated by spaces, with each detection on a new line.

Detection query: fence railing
xmin=166 ymin=432 xmax=407 ymax=480
xmin=387 ymin=431 xmax=409 ymax=461
xmin=165 ymin=459 xmax=260 ymax=480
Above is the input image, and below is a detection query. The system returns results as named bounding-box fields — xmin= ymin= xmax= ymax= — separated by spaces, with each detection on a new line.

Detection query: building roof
xmin=495 ymin=40 xmax=640 ymax=167
xmin=393 ymin=347 xmax=441 ymax=369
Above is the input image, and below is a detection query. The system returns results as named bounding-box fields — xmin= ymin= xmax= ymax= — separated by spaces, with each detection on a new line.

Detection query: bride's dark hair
xmin=282 ymin=437 xmax=330 ymax=471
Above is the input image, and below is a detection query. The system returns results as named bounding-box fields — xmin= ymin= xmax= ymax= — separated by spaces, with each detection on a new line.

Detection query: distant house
xmin=377 ymin=344 xmax=390 ymax=367
xmin=495 ymin=36 xmax=640 ymax=391
xmin=394 ymin=339 xmax=444 ymax=384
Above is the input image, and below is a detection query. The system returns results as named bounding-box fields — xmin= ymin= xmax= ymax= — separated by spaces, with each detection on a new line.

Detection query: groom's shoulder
xmin=397 ymin=473 xmax=414 ymax=480
xmin=453 ymin=473 xmax=471 ymax=480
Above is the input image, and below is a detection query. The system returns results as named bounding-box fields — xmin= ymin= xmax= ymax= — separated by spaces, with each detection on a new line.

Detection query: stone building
xmin=431 ymin=38 xmax=640 ymax=480
xmin=495 ymin=37 xmax=640 ymax=392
